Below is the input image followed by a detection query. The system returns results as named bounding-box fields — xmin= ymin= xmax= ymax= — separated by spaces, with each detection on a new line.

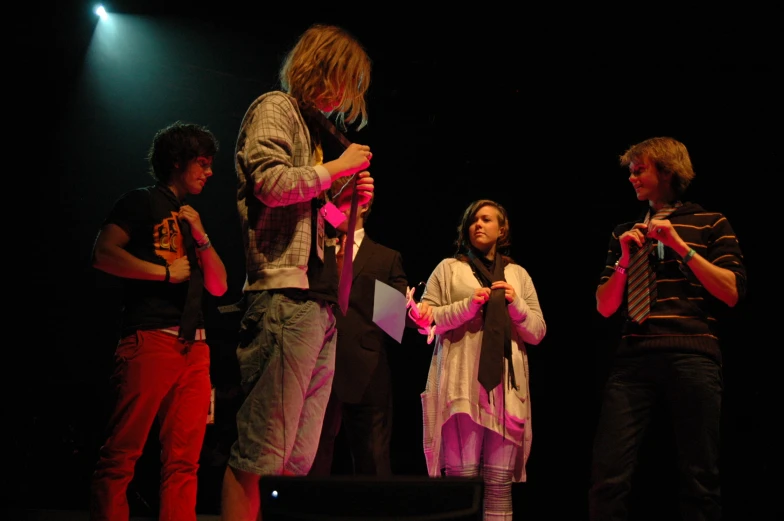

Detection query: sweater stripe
xmin=598 ymin=202 xmax=746 ymax=364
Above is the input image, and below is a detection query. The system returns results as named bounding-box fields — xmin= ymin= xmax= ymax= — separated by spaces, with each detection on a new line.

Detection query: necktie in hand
xmin=467 ymin=251 xmax=513 ymax=394
xmin=626 ymin=205 xmax=680 ymax=324
xmin=626 ymin=242 xmax=656 ymax=323
xmin=178 ymin=218 xmax=204 ymax=341
xmin=337 ymin=175 xmax=359 ymax=315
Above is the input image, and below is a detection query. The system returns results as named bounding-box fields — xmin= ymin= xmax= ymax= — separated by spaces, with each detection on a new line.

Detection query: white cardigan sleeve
xmin=421 ymin=259 xmax=481 ymax=335
xmin=506 ymin=265 xmax=547 ymax=346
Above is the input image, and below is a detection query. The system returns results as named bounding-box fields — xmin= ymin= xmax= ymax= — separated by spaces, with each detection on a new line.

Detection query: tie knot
xmin=652 ymin=202 xmax=681 ymax=221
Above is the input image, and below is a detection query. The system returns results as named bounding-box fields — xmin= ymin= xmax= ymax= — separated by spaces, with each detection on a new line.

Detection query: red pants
xmin=90 ymin=329 xmax=211 ymax=521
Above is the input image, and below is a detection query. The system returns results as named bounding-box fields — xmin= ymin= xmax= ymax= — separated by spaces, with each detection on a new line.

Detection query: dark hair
xmin=146 ymin=121 xmax=219 ymax=184
xmin=454 ymin=199 xmax=513 ymax=263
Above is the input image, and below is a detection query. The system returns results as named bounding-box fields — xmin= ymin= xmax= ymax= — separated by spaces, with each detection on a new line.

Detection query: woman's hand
xmin=491 ymin=281 xmax=517 ymax=302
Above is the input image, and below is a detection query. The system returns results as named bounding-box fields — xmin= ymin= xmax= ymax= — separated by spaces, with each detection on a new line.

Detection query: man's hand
xmin=334 ymin=171 xmax=374 ymax=211
xmin=326 ymin=143 xmax=372 ymax=182
xmin=178 ymin=205 xmax=207 ymax=243
xmin=647 ymin=218 xmax=687 ymax=253
xmin=167 ymin=257 xmax=191 ymax=283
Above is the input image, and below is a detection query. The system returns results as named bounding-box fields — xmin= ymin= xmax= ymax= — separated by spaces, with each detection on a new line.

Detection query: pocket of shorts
xmin=238 ymin=306 xmax=264 ymax=348
xmin=275 ymin=294 xmax=318 ymax=326
xmin=236 ymin=297 xmax=267 ymax=389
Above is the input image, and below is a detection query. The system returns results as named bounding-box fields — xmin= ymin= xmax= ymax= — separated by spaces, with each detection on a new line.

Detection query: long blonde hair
xmin=280 ymin=24 xmax=371 ymax=130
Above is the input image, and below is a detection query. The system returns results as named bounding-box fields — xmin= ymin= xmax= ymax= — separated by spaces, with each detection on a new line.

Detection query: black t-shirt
xmin=103 ymin=184 xmax=204 ymax=336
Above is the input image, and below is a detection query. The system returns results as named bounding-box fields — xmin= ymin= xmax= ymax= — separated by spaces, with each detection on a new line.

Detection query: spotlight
xmin=95 ymin=4 xmax=108 ymax=20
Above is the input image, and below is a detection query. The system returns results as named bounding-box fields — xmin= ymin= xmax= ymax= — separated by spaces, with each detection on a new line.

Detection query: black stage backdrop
xmin=12 ymin=2 xmax=779 ymax=520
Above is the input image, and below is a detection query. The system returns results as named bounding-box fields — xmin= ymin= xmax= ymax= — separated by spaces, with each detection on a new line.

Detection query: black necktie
xmin=157 ymin=184 xmax=204 ymax=342
xmin=468 ymin=251 xmax=513 ymax=393
xmin=177 ymin=217 xmax=204 ymax=341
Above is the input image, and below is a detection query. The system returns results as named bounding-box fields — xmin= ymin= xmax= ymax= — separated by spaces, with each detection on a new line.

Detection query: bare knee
xmin=221 ymin=466 xmax=262 ymax=521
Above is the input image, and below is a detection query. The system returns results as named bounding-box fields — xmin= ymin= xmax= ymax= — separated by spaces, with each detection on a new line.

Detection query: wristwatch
xmin=613 ymin=260 xmax=628 ymax=275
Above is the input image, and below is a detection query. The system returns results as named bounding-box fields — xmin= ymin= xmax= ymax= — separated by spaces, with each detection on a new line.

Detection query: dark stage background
xmin=13 ymin=2 xmax=780 ymax=520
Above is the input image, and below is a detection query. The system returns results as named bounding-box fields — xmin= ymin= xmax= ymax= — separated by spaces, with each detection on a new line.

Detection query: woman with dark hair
xmin=419 ymin=199 xmax=547 ymax=521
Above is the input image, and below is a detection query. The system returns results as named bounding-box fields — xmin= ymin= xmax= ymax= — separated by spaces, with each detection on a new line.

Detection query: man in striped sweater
xmin=589 ymin=137 xmax=747 ymax=521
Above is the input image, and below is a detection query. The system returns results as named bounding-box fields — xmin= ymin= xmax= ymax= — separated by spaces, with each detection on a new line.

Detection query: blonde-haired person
xmin=589 ymin=137 xmax=747 ymax=521
xmin=222 ymin=24 xmax=375 ymax=521
xmin=419 ymin=199 xmax=547 ymax=521
xmin=280 ymin=24 xmax=370 ymax=131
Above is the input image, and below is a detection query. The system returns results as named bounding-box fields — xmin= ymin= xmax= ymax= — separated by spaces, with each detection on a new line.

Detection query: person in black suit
xmin=309 ymin=177 xmax=431 ymax=477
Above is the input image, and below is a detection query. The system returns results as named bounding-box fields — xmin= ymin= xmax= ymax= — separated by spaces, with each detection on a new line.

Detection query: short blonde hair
xmin=620 ymin=137 xmax=696 ymax=198
xmin=280 ymin=24 xmax=371 ymax=130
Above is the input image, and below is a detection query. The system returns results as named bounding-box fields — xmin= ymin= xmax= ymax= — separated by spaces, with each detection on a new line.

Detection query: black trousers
xmin=309 ymin=389 xmax=393 ymax=477
xmin=588 ymin=352 xmax=723 ymax=521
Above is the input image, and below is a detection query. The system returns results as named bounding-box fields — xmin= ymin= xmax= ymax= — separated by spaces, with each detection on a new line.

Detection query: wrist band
xmin=683 ymin=248 xmax=696 ymax=264
xmin=164 ymin=264 xmax=170 ymax=284
xmin=196 ymin=239 xmax=212 ymax=252
xmin=613 ymin=260 xmax=628 ymax=275
xmin=196 ymin=234 xmax=209 ymax=247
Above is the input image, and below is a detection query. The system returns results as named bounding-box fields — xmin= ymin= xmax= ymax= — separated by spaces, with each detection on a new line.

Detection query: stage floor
xmin=9 ymin=511 xmax=220 ymax=521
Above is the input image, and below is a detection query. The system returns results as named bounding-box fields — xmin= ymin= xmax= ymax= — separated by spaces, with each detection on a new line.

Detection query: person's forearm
xmin=252 ymin=164 xmax=330 ymax=207
xmin=508 ymin=295 xmax=546 ymax=346
xmin=93 ymin=243 xmax=166 ymax=281
xmin=596 ymin=272 xmax=626 ymax=317
xmin=321 ymin=158 xmax=350 ymax=182
xmin=679 ymin=250 xmax=739 ymax=307
xmin=670 ymin=241 xmax=739 ymax=307
xmin=198 ymin=246 xmax=228 ymax=297
xmin=429 ymin=298 xmax=480 ymax=335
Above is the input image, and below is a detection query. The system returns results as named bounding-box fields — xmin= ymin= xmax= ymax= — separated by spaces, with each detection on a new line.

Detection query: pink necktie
xmin=337 ymin=175 xmax=359 ymax=315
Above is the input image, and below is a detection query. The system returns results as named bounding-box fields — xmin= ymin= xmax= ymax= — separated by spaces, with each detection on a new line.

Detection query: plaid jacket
xmin=236 ymin=91 xmax=333 ymax=291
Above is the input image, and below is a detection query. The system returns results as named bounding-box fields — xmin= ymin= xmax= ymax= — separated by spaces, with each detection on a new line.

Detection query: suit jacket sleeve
xmin=388 ymin=251 xmax=408 ymax=294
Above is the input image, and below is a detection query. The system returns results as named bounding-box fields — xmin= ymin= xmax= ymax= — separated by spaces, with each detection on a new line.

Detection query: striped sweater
xmin=598 ymin=202 xmax=747 ymax=363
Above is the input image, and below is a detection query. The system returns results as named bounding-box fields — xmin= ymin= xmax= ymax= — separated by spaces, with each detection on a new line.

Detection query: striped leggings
xmin=442 ymin=413 xmax=519 ymax=521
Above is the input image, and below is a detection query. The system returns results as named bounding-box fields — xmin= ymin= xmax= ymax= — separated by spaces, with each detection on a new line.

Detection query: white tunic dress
xmin=420 ymin=257 xmax=546 ymax=482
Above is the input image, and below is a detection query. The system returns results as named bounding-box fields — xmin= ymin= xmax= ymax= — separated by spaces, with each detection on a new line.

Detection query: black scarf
xmin=467 ymin=250 xmax=516 ymax=393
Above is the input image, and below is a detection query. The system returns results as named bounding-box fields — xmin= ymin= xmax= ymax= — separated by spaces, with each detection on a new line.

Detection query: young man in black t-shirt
xmin=89 ymin=121 xmax=228 ymax=521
